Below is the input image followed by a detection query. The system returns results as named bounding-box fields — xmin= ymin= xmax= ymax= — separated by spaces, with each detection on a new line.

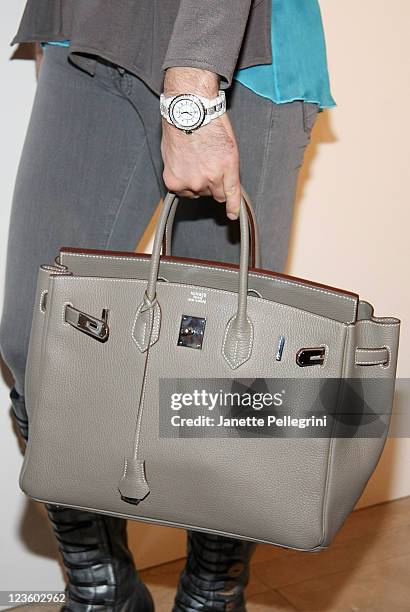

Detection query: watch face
xmin=169 ymin=95 xmax=205 ymax=131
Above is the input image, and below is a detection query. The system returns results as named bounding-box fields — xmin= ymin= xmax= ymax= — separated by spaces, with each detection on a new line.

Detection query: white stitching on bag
xmin=352 ymin=319 xmax=400 ymax=328
xmin=131 ymin=301 xmax=160 ymax=352
xmin=62 ymin=301 xmax=73 ymax=326
xmin=131 ymin=301 xmax=148 ymax=352
xmin=152 ymin=304 xmax=160 ymax=340
xmin=61 ymin=252 xmax=357 ymax=317
xmin=134 ymin=346 xmax=151 ymax=457
xmin=357 ymin=347 xmax=388 ymax=353
xmin=356 ymin=360 xmax=387 ymax=365
xmin=381 ymin=345 xmax=392 ymax=369
xmin=39 ymin=289 xmax=48 ymax=313
xmin=365 ymin=323 xmax=399 ymax=328
xmin=221 ymin=315 xmax=254 ymax=369
xmin=139 ymin=462 xmax=145 ymax=481
xmin=52 ymin=276 xmax=346 ymax=328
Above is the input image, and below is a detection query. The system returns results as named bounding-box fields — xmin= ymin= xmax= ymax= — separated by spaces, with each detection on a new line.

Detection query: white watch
xmin=160 ymin=90 xmax=226 ymax=134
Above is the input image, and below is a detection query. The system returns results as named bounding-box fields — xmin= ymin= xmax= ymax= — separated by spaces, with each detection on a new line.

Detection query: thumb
xmin=223 ymin=170 xmax=241 ymax=221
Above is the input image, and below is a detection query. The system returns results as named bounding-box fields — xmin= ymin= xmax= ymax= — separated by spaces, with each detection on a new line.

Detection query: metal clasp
xmin=177 ymin=315 xmax=206 ymax=349
xmin=65 ymin=305 xmax=110 ymax=342
xmin=296 ymin=347 xmax=326 ymax=367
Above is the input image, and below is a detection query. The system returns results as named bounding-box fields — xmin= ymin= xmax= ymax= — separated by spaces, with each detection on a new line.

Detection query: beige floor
xmin=8 ymin=497 xmax=410 ymax=611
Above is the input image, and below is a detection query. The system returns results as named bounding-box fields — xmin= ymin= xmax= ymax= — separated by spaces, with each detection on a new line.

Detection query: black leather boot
xmin=9 ymin=387 xmax=154 ymax=612
xmin=45 ymin=505 xmax=154 ymax=612
xmin=173 ymin=531 xmax=256 ymax=612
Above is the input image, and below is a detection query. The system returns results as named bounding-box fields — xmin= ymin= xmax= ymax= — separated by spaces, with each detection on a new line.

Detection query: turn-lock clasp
xmin=296 ymin=346 xmax=326 ymax=367
xmin=177 ymin=315 xmax=206 ymax=349
xmin=65 ymin=304 xmax=110 ymax=342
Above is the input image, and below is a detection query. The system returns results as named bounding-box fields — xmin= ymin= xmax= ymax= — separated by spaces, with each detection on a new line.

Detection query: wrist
xmin=164 ymin=67 xmax=220 ymax=98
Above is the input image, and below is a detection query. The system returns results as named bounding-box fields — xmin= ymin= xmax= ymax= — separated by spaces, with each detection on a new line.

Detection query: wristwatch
xmin=160 ymin=90 xmax=226 ymax=134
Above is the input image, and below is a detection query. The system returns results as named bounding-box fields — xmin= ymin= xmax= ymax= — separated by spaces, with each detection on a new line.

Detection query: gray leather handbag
xmin=21 ymin=189 xmax=400 ymax=551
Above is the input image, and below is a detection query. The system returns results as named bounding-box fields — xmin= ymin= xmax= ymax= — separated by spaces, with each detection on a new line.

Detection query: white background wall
xmin=1 ymin=0 xmax=409 ymax=597
xmin=290 ymin=0 xmax=410 ymax=508
xmin=0 ymin=1 xmax=65 ymax=599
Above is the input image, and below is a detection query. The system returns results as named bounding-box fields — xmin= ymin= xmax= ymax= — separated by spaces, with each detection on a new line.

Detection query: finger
xmin=195 ymin=186 xmax=213 ymax=198
xmin=179 ymin=186 xmax=212 ymax=198
xmin=222 ymin=171 xmax=241 ymax=221
xmin=178 ymin=190 xmax=201 ymax=198
xmin=208 ymin=179 xmax=226 ymax=204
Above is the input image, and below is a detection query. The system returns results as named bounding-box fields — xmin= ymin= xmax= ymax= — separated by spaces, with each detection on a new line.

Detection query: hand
xmin=161 ymin=67 xmax=241 ymax=220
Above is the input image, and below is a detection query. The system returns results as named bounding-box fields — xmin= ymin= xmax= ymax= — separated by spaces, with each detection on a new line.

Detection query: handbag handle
xmin=162 ymin=188 xmax=261 ymax=269
xmin=133 ymin=187 xmax=254 ymax=369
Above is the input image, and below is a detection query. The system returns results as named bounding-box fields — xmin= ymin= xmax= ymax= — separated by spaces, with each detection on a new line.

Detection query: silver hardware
xmin=40 ymin=291 xmax=48 ymax=312
xmin=77 ymin=312 xmax=109 ymax=341
xmin=178 ymin=315 xmax=206 ymax=349
xmin=296 ymin=347 xmax=326 ymax=367
xmin=276 ymin=335 xmax=285 ymax=361
xmin=65 ymin=305 xmax=110 ymax=342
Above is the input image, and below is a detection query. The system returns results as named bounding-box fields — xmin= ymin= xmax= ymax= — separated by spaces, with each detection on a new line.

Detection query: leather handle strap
xmin=146 ymin=192 xmax=249 ymax=300
xmin=147 ymin=190 xmax=250 ymax=304
xmin=162 ymin=186 xmax=261 ymax=269
xmin=355 ymin=347 xmax=390 ymax=366
xmin=133 ymin=188 xmax=255 ymax=368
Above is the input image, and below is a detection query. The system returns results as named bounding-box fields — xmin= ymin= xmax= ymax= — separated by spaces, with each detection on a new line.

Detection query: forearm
xmin=162 ymin=0 xmax=253 ymax=89
xmin=161 ymin=66 xmax=241 ymax=218
xmin=161 ymin=0 xmax=251 ymax=219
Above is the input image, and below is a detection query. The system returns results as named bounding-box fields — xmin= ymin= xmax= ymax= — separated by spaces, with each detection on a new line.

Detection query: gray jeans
xmin=0 ymin=43 xmax=318 ymax=444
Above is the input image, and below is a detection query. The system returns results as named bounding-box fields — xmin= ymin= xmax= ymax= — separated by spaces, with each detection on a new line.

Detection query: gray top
xmin=11 ymin=0 xmax=272 ymax=95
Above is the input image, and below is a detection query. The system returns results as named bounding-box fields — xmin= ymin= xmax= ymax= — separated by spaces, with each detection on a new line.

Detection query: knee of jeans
xmin=9 ymin=386 xmax=29 ymax=441
xmin=0 ymin=319 xmax=27 ymax=398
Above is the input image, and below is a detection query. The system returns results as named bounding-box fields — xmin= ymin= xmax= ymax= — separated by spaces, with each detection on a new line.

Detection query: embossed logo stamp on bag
xmin=188 ymin=290 xmax=207 ymax=304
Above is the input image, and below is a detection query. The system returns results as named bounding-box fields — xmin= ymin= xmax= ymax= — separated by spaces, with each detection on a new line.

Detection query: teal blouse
xmin=42 ymin=0 xmax=335 ymax=110
xmin=234 ymin=0 xmax=335 ymax=109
